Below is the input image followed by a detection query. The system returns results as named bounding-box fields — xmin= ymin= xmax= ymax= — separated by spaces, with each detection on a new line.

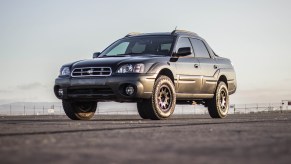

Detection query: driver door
xmin=172 ymin=37 xmax=202 ymax=94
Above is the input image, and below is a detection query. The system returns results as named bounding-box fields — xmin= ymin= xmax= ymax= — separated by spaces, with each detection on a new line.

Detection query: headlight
xmin=60 ymin=67 xmax=70 ymax=76
xmin=117 ymin=64 xmax=144 ymax=73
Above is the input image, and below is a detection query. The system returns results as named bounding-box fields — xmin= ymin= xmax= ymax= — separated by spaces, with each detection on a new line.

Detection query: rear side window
xmin=190 ymin=38 xmax=210 ymax=58
xmin=175 ymin=37 xmax=194 ymax=57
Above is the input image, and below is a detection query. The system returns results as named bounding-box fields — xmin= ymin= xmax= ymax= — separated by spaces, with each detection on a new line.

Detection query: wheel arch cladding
xmin=218 ymin=75 xmax=228 ymax=87
xmin=156 ymin=68 xmax=175 ymax=85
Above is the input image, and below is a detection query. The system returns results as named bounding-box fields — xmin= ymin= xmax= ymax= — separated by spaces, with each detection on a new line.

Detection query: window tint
xmin=101 ymin=36 xmax=174 ymax=57
xmin=190 ymin=38 xmax=210 ymax=58
xmin=131 ymin=42 xmax=146 ymax=53
xmin=160 ymin=43 xmax=171 ymax=51
xmin=175 ymin=37 xmax=193 ymax=57
xmin=159 ymin=43 xmax=171 ymax=54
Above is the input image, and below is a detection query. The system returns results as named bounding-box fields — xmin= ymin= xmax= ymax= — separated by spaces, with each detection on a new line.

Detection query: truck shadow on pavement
xmin=0 ymin=115 xmax=213 ymax=123
xmin=0 ymin=118 xmax=287 ymax=137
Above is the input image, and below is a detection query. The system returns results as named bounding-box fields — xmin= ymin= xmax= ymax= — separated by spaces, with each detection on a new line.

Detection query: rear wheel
xmin=207 ymin=81 xmax=229 ymax=118
xmin=62 ymin=100 xmax=97 ymax=120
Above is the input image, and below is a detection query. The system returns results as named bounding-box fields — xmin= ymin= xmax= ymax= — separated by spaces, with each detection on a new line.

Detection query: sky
xmin=0 ymin=0 xmax=291 ymax=104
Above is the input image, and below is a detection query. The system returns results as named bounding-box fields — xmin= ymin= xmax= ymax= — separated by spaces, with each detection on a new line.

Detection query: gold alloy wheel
xmin=157 ymin=84 xmax=172 ymax=112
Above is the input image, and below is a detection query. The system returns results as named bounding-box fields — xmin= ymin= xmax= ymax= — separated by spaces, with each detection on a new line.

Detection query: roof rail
xmin=125 ymin=32 xmax=142 ymax=37
xmin=171 ymin=30 xmax=198 ymax=36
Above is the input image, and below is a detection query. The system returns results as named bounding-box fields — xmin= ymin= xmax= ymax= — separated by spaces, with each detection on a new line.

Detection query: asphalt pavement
xmin=0 ymin=112 xmax=291 ymax=164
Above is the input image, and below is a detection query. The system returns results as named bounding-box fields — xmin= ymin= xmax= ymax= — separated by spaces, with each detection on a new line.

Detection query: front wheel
xmin=144 ymin=75 xmax=176 ymax=120
xmin=62 ymin=100 xmax=97 ymax=120
xmin=137 ymin=101 xmax=150 ymax=119
xmin=207 ymin=81 xmax=229 ymax=118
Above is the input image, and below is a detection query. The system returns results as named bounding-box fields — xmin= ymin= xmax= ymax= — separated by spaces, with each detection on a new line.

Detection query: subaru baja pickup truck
xmin=54 ymin=30 xmax=236 ymax=120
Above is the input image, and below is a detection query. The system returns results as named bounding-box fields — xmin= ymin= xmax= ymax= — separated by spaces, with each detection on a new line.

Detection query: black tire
xmin=137 ymin=101 xmax=150 ymax=119
xmin=144 ymin=75 xmax=176 ymax=120
xmin=207 ymin=81 xmax=229 ymax=118
xmin=62 ymin=100 xmax=97 ymax=120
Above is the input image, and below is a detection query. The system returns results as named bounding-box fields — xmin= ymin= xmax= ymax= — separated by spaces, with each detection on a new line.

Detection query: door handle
xmin=194 ymin=64 xmax=199 ymax=68
xmin=214 ymin=65 xmax=218 ymax=69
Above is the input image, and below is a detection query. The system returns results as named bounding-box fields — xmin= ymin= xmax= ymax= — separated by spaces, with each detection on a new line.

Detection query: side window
xmin=190 ymin=38 xmax=210 ymax=58
xmin=175 ymin=37 xmax=193 ymax=57
xmin=107 ymin=42 xmax=129 ymax=56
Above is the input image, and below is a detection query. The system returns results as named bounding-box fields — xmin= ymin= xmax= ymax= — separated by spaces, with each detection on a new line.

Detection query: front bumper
xmin=54 ymin=73 xmax=157 ymax=102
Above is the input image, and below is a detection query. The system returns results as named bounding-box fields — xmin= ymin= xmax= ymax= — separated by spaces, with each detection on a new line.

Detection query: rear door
xmin=190 ymin=38 xmax=218 ymax=94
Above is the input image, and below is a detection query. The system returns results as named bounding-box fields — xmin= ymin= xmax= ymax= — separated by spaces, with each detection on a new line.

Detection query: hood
xmin=71 ymin=55 xmax=170 ymax=71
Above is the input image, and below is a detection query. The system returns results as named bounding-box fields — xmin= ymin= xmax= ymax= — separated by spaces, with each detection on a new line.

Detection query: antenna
xmin=171 ymin=26 xmax=178 ymax=35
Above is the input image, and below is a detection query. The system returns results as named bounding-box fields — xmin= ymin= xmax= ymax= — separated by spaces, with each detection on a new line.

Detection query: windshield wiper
xmin=122 ymin=52 xmax=144 ymax=56
xmin=102 ymin=53 xmax=143 ymax=57
xmin=102 ymin=54 xmax=131 ymax=57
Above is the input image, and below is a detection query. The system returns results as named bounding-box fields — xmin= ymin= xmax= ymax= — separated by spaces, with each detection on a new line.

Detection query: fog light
xmin=58 ymin=89 xmax=64 ymax=97
xmin=125 ymin=85 xmax=135 ymax=96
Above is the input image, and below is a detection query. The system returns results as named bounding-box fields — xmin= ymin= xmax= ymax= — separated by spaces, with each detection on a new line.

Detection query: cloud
xmin=17 ymin=82 xmax=44 ymax=90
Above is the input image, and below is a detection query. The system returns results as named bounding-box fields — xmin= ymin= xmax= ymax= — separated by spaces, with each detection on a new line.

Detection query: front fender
xmin=147 ymin=62 xmax=177 ymax=80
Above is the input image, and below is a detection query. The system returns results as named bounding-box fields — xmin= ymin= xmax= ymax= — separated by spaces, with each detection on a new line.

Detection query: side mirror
xmin=176 ymin=47 xmax=191 ymax=57
xmin=93 ymin=52 xmax=101 ymax=58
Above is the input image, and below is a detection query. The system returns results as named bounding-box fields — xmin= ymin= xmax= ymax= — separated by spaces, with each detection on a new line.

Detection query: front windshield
xmin=100 ymin=36 xmax=175 ymax=57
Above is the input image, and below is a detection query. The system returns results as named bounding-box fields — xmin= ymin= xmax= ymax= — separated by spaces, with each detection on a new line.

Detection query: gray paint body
xmin=54 ymin=31 xmax=237 ymax=103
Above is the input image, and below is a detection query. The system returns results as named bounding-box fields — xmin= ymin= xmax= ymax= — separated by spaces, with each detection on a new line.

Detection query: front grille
xmin=71 ymin=67 xmax=112 ymax=77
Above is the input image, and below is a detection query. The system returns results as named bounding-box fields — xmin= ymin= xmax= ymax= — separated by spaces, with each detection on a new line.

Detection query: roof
xmin=125 ymin=30 xmax=199 ymax=38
